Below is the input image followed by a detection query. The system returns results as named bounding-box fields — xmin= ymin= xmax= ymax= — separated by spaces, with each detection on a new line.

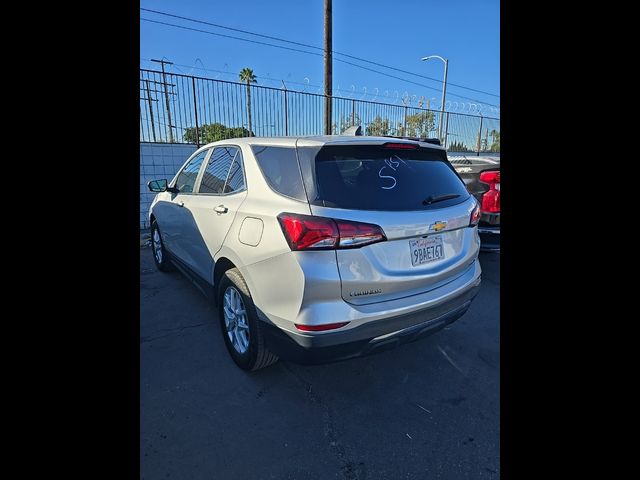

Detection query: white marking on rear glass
xmin=378 ymin=166 xmax=397 ymax=189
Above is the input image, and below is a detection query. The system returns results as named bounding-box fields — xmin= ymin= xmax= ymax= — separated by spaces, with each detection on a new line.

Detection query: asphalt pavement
xmin=140 ymin=249 xmax=500 ymax=480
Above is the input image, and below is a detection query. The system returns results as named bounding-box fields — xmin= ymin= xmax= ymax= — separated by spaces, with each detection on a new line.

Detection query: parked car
xmin=147 ymin=136 xmax=482 ymax=370
xmin=449 ymin=156 xmax=500 ymax=251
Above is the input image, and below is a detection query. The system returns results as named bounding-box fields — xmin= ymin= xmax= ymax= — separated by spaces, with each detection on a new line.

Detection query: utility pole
xmin=477 ymin=114 xmax=484 ymax=156
xmin=144 ymin=80 xmax=157 ymax=142
xmin=324 ymin=0 xmax=332 ymax=135
xmin=282 ymin=80 xmax=289 ymax=136
xmin=151 ymin=59 xmax=175 ymax=143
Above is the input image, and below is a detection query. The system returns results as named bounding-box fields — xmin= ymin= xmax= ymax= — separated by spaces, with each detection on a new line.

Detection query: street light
xmin=421 ymin=55 xmax=449 ymax=141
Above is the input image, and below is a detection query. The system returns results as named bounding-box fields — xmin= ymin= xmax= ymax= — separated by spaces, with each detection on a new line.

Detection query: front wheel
xmin=151 ymin=220 xmax=174 ymax=272
xmin=218 ymin=268 xmax=278 ymax=371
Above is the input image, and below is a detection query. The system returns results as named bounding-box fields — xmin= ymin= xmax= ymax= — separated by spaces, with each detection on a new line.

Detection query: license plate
xmin=409 ymin=235 xmax=445 ymax=266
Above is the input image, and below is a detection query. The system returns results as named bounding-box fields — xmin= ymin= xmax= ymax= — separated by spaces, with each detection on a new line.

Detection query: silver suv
xmin=147 ymin=136 xmax=482 ymax=370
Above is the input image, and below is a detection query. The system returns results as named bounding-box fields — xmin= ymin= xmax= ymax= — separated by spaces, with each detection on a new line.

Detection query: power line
xmin=141 ymin=18 xmax=324 ymax=57
xmin=140 ymin=17 xmax=499 ymax=108
xmin=140 ymin=7 xmax=499 ymax=99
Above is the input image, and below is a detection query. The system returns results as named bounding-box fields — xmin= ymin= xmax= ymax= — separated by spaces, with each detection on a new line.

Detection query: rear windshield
xmin=312 ymin=145 xmax=469 ymax=210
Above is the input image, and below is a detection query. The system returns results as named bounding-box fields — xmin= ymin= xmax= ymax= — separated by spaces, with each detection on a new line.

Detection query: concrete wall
xmin=140 ymin=143 xmax=198 ymax=229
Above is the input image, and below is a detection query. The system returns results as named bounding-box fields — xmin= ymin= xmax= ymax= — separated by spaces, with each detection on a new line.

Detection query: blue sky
xmin=140 ymin=0 xmax=499 ymax=116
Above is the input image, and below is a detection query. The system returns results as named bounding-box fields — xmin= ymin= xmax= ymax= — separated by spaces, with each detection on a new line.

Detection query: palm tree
xmin=239 ymin=68 xmax=257 ymax=136
xmin=489 ymin=129 xmax=500 ymax=152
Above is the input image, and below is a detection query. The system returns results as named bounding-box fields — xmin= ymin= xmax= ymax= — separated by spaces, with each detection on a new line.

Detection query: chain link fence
xmin=140 ymin=69 xmax=499 ymax=154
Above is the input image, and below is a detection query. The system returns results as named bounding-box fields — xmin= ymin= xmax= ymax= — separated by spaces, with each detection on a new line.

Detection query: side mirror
xmin=148 ymin=179 xmax=168 ymax=192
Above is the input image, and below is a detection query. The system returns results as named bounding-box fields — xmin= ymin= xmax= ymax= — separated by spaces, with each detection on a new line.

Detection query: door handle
xmin=214 ymin=205 xmax=228 ymax=214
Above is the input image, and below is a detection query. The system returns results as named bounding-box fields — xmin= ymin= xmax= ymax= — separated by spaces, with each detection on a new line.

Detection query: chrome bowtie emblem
xmin=429 ymin=221 xmax=447 ymax=232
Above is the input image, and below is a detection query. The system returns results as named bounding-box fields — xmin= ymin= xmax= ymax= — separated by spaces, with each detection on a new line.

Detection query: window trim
xmin=195 ymin=144 xmax=248 ymax=196
xmin=169 ymin=147 xmax=213 ymax=196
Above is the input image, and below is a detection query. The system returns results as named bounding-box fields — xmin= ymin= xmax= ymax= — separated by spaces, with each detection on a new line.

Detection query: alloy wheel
xmin=223 ymin=286 xmax=250 ymax=354
xmin=152 ymin=228 xmax=163 ymax=264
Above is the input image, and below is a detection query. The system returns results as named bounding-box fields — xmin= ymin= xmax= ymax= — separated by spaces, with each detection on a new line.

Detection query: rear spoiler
xmin=340 ymin=126 xmax=442 ymax=146
xmin=383 ymin=135 xmax=441 ymax=146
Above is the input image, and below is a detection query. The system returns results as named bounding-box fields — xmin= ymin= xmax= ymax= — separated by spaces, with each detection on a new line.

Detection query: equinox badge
xmin=349 ymin=288 xmax=383 ymax=297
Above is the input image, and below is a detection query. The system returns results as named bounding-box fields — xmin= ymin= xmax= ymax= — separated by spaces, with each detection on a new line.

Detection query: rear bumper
xmin=260 ymin=272 xmax=481 ymax=365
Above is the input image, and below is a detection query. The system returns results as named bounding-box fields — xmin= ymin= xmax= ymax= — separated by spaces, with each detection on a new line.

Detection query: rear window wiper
xmin=422 ymin=193 xmax=461 ymax=205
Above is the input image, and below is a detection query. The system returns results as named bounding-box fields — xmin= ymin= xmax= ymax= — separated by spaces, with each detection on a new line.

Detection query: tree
xmin=239 ymin=68 xmax=257 ymax=136
xmin=448 ymin=140 xmax=471 ymax=152
xmin=183 ymin=122 xmax=252 ymax=144
xmin=404 ymin=111 xmax=436 ymax=138
xmin=333 ymin=114 xmax=361 ymax=134
xmin=489 ymin=130 xmax=500 ymax=152
xmin=365 ymin=115 xmax=390 ymax=136
xmin=393 ymin=111 xmax=436 ymax=137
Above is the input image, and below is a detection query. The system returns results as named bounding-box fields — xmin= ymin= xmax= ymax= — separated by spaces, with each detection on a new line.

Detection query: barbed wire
xmin=140 ymin=58 xmax=499 ymax=117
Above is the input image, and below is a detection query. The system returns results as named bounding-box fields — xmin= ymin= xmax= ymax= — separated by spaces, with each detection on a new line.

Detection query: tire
xmin=151 ymin=220 xmax=174 ymax=272
xmin=218 ymin=268 xmax=278 ymax=371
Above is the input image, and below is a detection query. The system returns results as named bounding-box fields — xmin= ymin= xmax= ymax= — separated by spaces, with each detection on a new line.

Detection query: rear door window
xmin=312 ymin=144 xmax=469 ymax=210
xmin=199 ymin=146 xmax=245 ymax=194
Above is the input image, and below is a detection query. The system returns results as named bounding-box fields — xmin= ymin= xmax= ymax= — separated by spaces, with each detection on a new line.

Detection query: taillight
xmin=469 ymin=202 xmax=481 ymax=226
xmin=295 ymin=322 xmax=350 ymax=332
xmin=335 ymin=219 xmax=386 ymax=248
xmin=479 ymin=170 xmax=500 ymax=213
xmin=277 ymin=213 xmax=338 ymax=250
xmin=277 ymin=213 xmax=386 ymax=251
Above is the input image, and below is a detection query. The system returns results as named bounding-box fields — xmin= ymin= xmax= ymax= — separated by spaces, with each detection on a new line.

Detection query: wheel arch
xmin=212 ymin=246 xmax=261 ymax=308
xmin=213 ymin=257 xmax=237 ymax=294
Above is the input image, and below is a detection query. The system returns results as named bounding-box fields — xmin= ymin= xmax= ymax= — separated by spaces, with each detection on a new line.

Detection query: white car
xmin=148 ymin=136 xmax=482 ymax=370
